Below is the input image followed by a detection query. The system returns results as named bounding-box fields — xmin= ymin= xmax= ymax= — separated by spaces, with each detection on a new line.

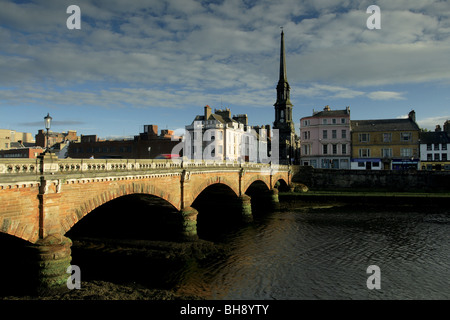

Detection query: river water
xmin=168 ymin=205 xmax=450 ymax=300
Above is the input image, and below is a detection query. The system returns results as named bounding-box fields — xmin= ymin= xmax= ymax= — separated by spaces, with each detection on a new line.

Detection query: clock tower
xmin=273 ymin=30 xmax=295 ymax=164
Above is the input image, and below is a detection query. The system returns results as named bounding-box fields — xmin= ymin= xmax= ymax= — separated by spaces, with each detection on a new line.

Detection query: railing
xmin=0 ymin=158 xmax=289 ymax=176
xmin=0 ymin=159 xmax=40 ymax=175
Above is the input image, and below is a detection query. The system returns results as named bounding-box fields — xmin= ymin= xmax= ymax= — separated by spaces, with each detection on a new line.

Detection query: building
xmin=419 ymin=124 xmax=450 ymax=171
xmin=273 ymin=30 xmax=298 ymax=165
xmin=300 ymin=105 xmax=351 ymax=169
xmin=184 ymin=105 xmax=271 ymax=163
xmin=350 ymin=111 xmax=420 ymax=170
xmin=35 ymin=129 xmax=78 ymax=149
xmin=67 ymin=125 xmax=181 ymax=159
xmin=0 ymin=146 xmax=44 ymax=159
xmin=0 ymin=129 xmax=34 ymax=150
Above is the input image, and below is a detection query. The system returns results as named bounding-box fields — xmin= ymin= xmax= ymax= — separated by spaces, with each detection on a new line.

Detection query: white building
xmin=184 ymin=105 xmax=271 ymax=163
xmin=419 ymin=125 xmax=450 ymax=171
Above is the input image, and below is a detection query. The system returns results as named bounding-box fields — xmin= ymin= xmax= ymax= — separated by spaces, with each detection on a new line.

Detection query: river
xmin=168 ymin=204 xmax=450 ymax=300
xmin=2 ymin=199 xmax=449 ymax=300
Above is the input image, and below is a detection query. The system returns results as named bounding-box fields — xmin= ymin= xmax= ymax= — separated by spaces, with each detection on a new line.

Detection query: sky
xmin=1 ymin=0 xmax=450 ymax=139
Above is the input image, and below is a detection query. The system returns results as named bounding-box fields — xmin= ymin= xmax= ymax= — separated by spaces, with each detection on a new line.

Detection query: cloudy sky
xmin=1 ymin=0 xmax=450 ymax=138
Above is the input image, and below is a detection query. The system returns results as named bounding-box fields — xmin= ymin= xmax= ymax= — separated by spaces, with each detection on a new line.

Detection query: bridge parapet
xmin=0 ymin=159 xmax=40 ymax=175
xmin=0 ymin=158 xmax=289 ymax=177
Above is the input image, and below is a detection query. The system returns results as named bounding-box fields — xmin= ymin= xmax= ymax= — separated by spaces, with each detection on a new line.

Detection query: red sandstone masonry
xmin=0 ymin=167 xmax=290 ymax=243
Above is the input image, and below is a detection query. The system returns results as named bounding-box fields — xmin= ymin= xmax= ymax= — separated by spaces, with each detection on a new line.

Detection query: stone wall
xmin=293 ymin=166 xmax=450 ymax=192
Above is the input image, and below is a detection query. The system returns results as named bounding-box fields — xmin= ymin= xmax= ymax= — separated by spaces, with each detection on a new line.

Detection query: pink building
xmin=300 ymin=106 xmax=351 ymax=169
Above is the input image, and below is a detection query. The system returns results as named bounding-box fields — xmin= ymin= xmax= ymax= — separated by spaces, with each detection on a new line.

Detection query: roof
xmin=192 ymin=112 xmax=238 ymax=125
xmin=350 ymin=119 xmax=420 ymax=132
xmin=419 ymin=131 xmax=450 ymax=144
xmin=312 ymin=109 xmax=350 ymax=117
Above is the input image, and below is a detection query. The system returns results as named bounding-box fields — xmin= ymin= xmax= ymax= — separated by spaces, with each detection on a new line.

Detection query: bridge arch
xmin=272 ymin=172 xmax=289 ymax=191
xmin=242 ymin=175 xmax=271 ymax=194
xmin=190 ymin=183 xmax=241 ymax=240
xmin=61 ymin=181 xmax=180 ymax=235
xmin=186 ymin=176 xmax=239 ymax=208
xmin=66 ymin=193 xmax=181 ymax=241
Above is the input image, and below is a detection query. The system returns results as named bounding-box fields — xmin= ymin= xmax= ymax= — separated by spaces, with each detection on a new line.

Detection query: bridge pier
xmin=180 ymin=207 xmax=199 ymax=241
xmin=270 ymin=188 xmax=280 ymax=210
xmin=238 ymin=194 xmax=253 ymax=223
xmin=30 ymin=234 xmax=72 ymax=294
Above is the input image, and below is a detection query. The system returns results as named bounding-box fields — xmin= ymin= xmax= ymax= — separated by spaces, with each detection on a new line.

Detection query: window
xmin=332 ymin=119 xmax=337 ymax=124
xmin=323 ymin=144 xmax=328 ymax=155
xmin=442 ymin=154 xmax=447 ymax=161
xmin=381 ymin=148 xmax=392 ymax=158
xmin=401 ymin=132 xmax=412 ymax=141
xmin=400 ymin=148 xmax=412 ymax=157
xmin=342 ymin=144 xmax=347 ymax=154
xmin=332 ymin=130 xmax=337 ymax=139
xmin=443 ymin=144 xmax=447 ymax=150
xmin=358 ymin=162 xmax=365 ymax=168
xmin=323 ymin=130 xmax=328 ymax=139
xmin=373 ymin=162 xmax=380 ymax=167
xmin=323 ymin=119 xmax=328 ymax=125
xmin=341 ymin=118 xmax=346 ymax=124
xmin=427 ymin=144 xmax=432 ymax=151
xmin=359 ymin=133 xmax=370 ymax=142
xmin=332 ymin=144 xmax=337 ymax=155
xmin=359 ymin=148 xmax=370 ymax=158
xmin=434 ymin=143 xmax=440 ymax=150
xmin=303 ymin=131 xmax=310 ymax=140
xmin=341 ymin=130 xmax=347 ymax=139
xmin=383 ymin=133 xmax=392 ymax=143
xmin=303 ymin=145 xmax=309 ymax=155
xmin=427 ymin=154 xmax=432 ymax=161
xmin=303 ymin=120 xmax=309 ymax=126
xmin=434 ymin=153 xmax=440 ymax=161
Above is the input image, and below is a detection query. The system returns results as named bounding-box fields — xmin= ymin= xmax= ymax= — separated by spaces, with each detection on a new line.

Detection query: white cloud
xmin=367 ymin=91 xmax=406 ymax=100
xmin=1 ymin=0 xmax=450 ymax=136
xmin=417 ymin=115 xmax=450 ymax=130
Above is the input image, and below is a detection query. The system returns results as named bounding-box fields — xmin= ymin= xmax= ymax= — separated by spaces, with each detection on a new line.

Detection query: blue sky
xmin=1 ymin=0 xmax=450 ymax=139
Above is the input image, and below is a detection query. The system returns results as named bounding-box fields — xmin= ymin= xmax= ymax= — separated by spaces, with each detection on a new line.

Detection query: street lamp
xmin=44 ymin=113 xmax=52 ymax=152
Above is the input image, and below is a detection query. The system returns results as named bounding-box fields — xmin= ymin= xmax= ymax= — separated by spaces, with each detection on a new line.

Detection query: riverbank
xmin=279 ymin=190 xmax=450 ymax=211
xmin=1 ymin=239 xmax=229 ymax=300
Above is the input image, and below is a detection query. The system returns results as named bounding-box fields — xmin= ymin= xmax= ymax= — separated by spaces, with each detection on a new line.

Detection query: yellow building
xmin=0 ymin=129 xmax=34 ymax=150
xmin=350 ymin=111 xmax=420 ymax=170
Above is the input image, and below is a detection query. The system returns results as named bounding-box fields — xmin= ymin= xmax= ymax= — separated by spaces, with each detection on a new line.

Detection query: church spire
xmin=279 ymin=29 xmax=287 ymax=84
xmin=273 ymin=29 xmax=295 ymax=165
xmin=274 ymin=28 xmax=292 ymax=111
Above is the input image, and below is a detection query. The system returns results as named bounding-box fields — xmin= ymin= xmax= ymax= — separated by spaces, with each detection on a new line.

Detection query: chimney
xmin=408 ymin=110 xmax=416 ymax=122
xmin=435 ymin=125 xmax=442 ymax=132
xmin=204 ymin=105 xmax=211 ymax=120
xmin=232 ymin=114 xmax=248 ymax=126
xmin=444 ymin=120 xmax=450 ymax=134
xmin=214 ymin=108 xmax=231 ymax=119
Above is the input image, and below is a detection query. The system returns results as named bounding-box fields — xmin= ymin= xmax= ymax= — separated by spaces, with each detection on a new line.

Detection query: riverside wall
xmin=292 ymin=166 xmax=450 ymax=192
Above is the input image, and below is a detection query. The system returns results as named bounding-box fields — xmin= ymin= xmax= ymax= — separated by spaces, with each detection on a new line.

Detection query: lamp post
xmin=44 ymin=113 xmax=52 ymax=153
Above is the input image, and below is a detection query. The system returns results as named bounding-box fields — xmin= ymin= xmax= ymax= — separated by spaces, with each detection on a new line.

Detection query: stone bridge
xmin=0 ymin=153 xmax=292 ymax=293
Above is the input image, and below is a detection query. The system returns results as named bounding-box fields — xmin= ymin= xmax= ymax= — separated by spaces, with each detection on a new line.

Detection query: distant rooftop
xmin=351 ymin=118 xmax=420 ymax=132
